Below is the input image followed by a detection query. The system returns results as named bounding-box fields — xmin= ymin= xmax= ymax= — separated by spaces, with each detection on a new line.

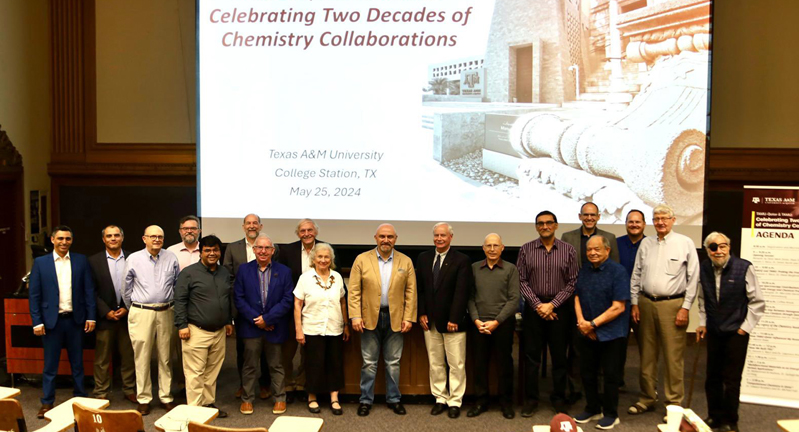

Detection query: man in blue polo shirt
xmin=615 ymin=209 xmax=646 ymax=388
xmin=572 ymin=235 xmax=630 ymax=430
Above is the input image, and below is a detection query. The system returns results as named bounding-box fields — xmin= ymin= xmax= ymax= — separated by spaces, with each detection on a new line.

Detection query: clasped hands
xmin=536 ymin=303 xmax=558 ymax=321
xmin=577 ymin=319 xmax=597 ymax=340
xmin=474 ymin=319 xmax=498 ymax=334
xmin=253 ymin=315 xmax=274 ymax=331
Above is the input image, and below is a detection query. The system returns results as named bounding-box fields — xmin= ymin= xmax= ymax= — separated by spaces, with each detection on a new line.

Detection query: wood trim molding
xmin=708 ymin=147 xmax=799 ymax=182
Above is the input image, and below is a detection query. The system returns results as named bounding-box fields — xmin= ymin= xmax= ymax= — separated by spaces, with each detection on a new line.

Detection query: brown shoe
xmin=162 ymin=402 xmax=177 ymax=412
xmin=125 ymin=394 xmax=138 ymax=404
xmin=137 ymin=404 xmax=151 ymax=416
xmin=37 ymin=404 xmax=54 ymax=419
xmin=259 ymin=386 xmax=271 ymax=400
xmin=235 ymin=387 xmax=243 ymax=398
xmin=240 ymin=402 xmax=254 ymax=415
xmin=273 ymin=401 xmax=287 ymax=414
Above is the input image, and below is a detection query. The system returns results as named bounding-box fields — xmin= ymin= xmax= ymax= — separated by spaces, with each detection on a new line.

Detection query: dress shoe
xmin=387 ymin=402 xmax=406 ymax=415
xmin=240 ymin=402 xmax=254 ymax=415
xmin=259 ymin=386 xmax=271 ymax=400
xmin=704 ymin=418 xmax=721 ymax=428
xmin=273 ymin=401 xmax=287 ymax=414
xmin=467 ymin=404 xmax=488 ymax=417
xmin=137 ymin=403 xmax=151 ymax=416
xmin=521 ymin=400 xmax=538 ymax=418
xmin=308 ymin=400 xmax=321 ymax=414
xmin=331 ymin=400 xmax=343 ymax=416
xmin=203 ymin=404 xmax=227 ymax=418
xmin=501 ymin=405 xmax=515 ymax=419
xmin=162 ymin=402 xmax=177 ymax=412
xmin=357 ymin=403 xmax=371 ymax=417
xmin=37 ymin=404 xmax=53 ymax=419
xmin=552 ymin=401 xmax=569 ymax=415
xmin=235 ymin=387 xmax=243 ymax=398
xmin=448 ymin=406 xmax=460 ymax=418
xmin=297 ymin=391 xmax=308 ymax=402
xmin=286 ymin=391 xmax=296 ymax=404
xmin=713 ymin=424 xmax=738 ymax=432
xmin=125 ymin=394 xmax=138 ymax=404
xmin=431 ymin=403 xmax=447 ymax=415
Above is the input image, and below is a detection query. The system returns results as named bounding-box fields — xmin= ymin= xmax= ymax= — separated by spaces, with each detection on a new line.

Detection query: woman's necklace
xmin=314 ymin=273 xmax=335 ymax=290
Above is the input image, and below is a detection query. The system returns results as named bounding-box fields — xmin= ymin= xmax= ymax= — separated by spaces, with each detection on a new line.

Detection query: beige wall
xmin=710 ymin=0 xmax=799 ymax=148
xmin=96 ymin=0 xmax=196 ymax=143
xmin=0 ymin=0 xmax=51 ymax=270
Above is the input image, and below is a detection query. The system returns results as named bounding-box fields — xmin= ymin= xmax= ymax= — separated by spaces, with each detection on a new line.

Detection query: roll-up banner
xmin=739 ymin=185 xmax=799 ymax=409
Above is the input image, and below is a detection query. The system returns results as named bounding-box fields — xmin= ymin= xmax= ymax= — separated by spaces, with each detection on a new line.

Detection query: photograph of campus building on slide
xmin=422 ymin=0 xmax=710 ymax=224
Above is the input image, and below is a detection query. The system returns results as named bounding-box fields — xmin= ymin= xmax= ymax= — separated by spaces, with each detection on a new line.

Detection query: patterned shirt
xmin=517 ymin=238 xmax=579 ymax=309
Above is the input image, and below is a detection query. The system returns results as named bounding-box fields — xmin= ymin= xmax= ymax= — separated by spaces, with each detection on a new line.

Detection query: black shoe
xmin=501 ymin=405 xmax=515 ymax=419
xmin=431 ymin=403 xmax=447 ymax=415
xmin=704 ymin=418 xmax=721 ymax=428
xmin=307 ymin=400 xmax=321 ymax=414
xmin=566 ymin=392 xmax=582 ymax=405
xmin=713 ymin=424 xmax=738 ymax=432
xmin=357 ymin=403 xmax=371 ymax=417
xmin=203 ymin=404 xmax=227 ymax=418
xmin=448 ymin=406 xmax=460 ymax=419
xmin=521 ymin=401 xmax=538 ymax=417
xmin=331 ymin=400 xmax=343 ymax=416
xmin=552 ymin=401 xmax=569 ymax=415
xmin=387 ymin=402 xmax=406 ymax=415
xmin=297 ymin=391 xmax=308 ymax=402
xmin=286 ymin=391 xmax=295 ymax=404
xmin=467 ymin=404 xmax=488 ymax=417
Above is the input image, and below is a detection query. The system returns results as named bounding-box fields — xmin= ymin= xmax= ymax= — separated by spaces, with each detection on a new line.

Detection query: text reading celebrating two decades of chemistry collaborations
xmin=207 ymin=5 xmax=476 ymax=49
xmin=270 ymin=149 xmax=384 ymax=199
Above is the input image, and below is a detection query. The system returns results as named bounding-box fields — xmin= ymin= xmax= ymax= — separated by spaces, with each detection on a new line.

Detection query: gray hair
xmin=588 ymin=234 xmax=611 ymax=249
xmin=243 ymin=214 xmax=261 ymax=224
xmin=310 ymin=242 xmax=337 ymax=270
xmin=652 ymin=204 xmax=675 ymax=218
xmin=433 ymin=222 xmax=454 ymax=236
xmin=295 ymin=218 xmax=319 ymax=235
xmin=254 ymin=233 xmax=273 ymax=244
xmin=703 ymin=232 xmax=731 ymax=249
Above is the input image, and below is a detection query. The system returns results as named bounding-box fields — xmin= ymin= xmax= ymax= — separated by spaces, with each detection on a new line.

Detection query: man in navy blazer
xmin=29 ymin=225 xmax=97 ymax=418
xmin=233 ymin=233 xmax=294 ymax=415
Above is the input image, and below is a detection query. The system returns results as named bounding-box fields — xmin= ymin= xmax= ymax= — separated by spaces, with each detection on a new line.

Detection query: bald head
xmin=374 ymin=223 xmax=398 ymax=259
xmin=143 ymin=225 xmax=165 ymax=256
xmin=482 ymin=232 xmax=504 ymax=264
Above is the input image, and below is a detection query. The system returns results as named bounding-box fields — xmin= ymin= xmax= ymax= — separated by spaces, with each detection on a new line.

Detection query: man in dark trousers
xmin=29 ymin=225 xmax=96 ymax=418
xmin=417 ymin=222 xmax=473 ymax=419
xmin=696 ymin=232 xmax=765 ymax=432
xmin=89 ymin=225 xmax=136 ymax=405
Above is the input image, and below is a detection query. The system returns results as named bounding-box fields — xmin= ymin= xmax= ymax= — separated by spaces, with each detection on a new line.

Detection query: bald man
xmin=124 ymin=225 xmax=180 ymax=416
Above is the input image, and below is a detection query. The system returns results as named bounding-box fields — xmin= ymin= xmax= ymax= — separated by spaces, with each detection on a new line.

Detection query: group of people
xmin=27 ymin=203 xmax=764 ymax=432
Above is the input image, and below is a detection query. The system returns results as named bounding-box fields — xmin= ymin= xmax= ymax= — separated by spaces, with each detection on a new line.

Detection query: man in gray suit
xmin=560 ymin=202 xmax=620 ymax=405
xmin=223 ymin=213 xmax=271 ymax=400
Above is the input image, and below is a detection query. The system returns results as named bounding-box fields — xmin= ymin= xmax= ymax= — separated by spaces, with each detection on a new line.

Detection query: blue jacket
xmin=29 ymin=253 xmax=97 ymax=329
xmin=233 ymin=260 xmax=294 ymax=342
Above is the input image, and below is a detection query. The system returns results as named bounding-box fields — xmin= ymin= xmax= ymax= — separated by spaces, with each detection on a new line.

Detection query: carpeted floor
xmin=12 ymin=338 xmax=797 ymax=432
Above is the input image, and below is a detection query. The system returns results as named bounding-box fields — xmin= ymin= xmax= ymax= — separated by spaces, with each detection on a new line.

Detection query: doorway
xmin=515 ymin=46 xmax=533 ymax=103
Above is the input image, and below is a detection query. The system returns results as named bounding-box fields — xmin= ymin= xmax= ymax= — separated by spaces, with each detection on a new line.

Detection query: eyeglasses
xmin=146 ymin=235 xmax=164 ymax=240
xmin=580 ymin=213 xmax=598 ymax=218
xmin=253 ymin=246 xmax=274 ymax=251
xmin=652 ymin=217 xmax=674 ymax=223
xmin=180 ymin=227 xmax=199 ymax=232
xmin=535 ymin=221 xmax=556 ymax=227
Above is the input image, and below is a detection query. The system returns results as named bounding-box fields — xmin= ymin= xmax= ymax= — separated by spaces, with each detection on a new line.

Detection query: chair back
xmin=187 ymin=421 xmax=268 ymax=432
xmin=73 ymin=402 xmax=144 ymax=432
xmin=0 ymin=399 xmax=26 ymax=432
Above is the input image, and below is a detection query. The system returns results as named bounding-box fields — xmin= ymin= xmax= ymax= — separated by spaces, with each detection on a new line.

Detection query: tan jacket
xmin=348 ymin=248 xmax=417 ymax=332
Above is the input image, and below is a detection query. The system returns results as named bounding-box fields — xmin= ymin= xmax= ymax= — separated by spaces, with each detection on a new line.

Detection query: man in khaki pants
xmin=124 ymin=225 xmax=180 ymax=416
xmin=174 ymin=235 xmax=234 ymax=417
xmin=628 ymin=204 xmax=699 ymax=418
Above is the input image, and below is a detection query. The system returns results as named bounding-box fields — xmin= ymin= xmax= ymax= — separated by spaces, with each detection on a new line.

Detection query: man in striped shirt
xmin=517 ymin=211 xmax=580 ymax=417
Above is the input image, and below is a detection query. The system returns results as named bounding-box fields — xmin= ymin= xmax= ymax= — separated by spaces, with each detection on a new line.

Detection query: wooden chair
xmin=188 ymin=422 xmax=267 ymax=432
xmin=72 ymin=402 xmax=144 ymax=432
xmin=0 ymin=399 xmax=27 ymax=432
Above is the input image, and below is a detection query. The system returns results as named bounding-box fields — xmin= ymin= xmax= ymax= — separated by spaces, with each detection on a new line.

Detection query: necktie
xmin=433 ymin=254 xmax=441 ymax=287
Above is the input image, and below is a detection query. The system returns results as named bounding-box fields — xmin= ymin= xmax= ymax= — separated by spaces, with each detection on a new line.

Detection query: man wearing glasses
xmin=628 ymin=204 xmax=699 ymax=417
xmin=167 ymin=215 xmax=202 ymax=271
xmin=123 ymin=225 xmax=180 ymax=415
xmin=233 ymin=234 xmax=294 ymax=415
xmin=517 ymin=211 xmax=579 ymax=417
xmin=560 ymin=202 xmax=620 ymax=405
xmin=696 ymin=232 xmax=764 ymax=432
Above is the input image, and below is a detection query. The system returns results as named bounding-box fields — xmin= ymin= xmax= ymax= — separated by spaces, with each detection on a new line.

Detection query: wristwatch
xmin=590 ymin=320 xmax=597 ymax=329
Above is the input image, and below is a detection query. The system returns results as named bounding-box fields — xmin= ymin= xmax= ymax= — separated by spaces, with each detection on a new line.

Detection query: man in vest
xmin=696 ymin=232 xmax=765 ymax=432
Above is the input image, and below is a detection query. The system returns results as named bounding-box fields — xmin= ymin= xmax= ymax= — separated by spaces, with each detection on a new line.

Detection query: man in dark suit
xmin=88 ymin=225 xmax=136 ymax=404
xmin=417 ymin=222 xmax=473 ymax=419
xmin=233 ymin=234 xmax=294 ymax=415
xmin=29 ymin=225 xmax=97 ymax=418
xmin=223 ymin=213 xmax=271 ymax=399
xmin=275 ymin=218 xmax=327 ymax=402
xmin=560 ymin=201 xmax=620 ymax=405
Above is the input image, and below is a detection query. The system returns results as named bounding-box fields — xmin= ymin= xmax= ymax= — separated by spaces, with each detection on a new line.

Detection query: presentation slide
xmin=198 ymin=0 xmax=710 ymax=245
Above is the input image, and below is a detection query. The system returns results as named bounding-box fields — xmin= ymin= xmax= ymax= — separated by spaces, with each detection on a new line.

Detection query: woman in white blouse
xmin=294 ymin=243 xmax=350 ymax=415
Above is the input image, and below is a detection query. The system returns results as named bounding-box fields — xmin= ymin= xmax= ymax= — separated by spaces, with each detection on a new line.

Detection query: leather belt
xmin=189 ymin=321 xmax=225 ymax=332
xmin=641 ymin=292 xmax=685 ymax=302
xmin=59 ymin=312 xmax=73 ymax=318
xmin=132 ymin=302 xmax=174 ymax=311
